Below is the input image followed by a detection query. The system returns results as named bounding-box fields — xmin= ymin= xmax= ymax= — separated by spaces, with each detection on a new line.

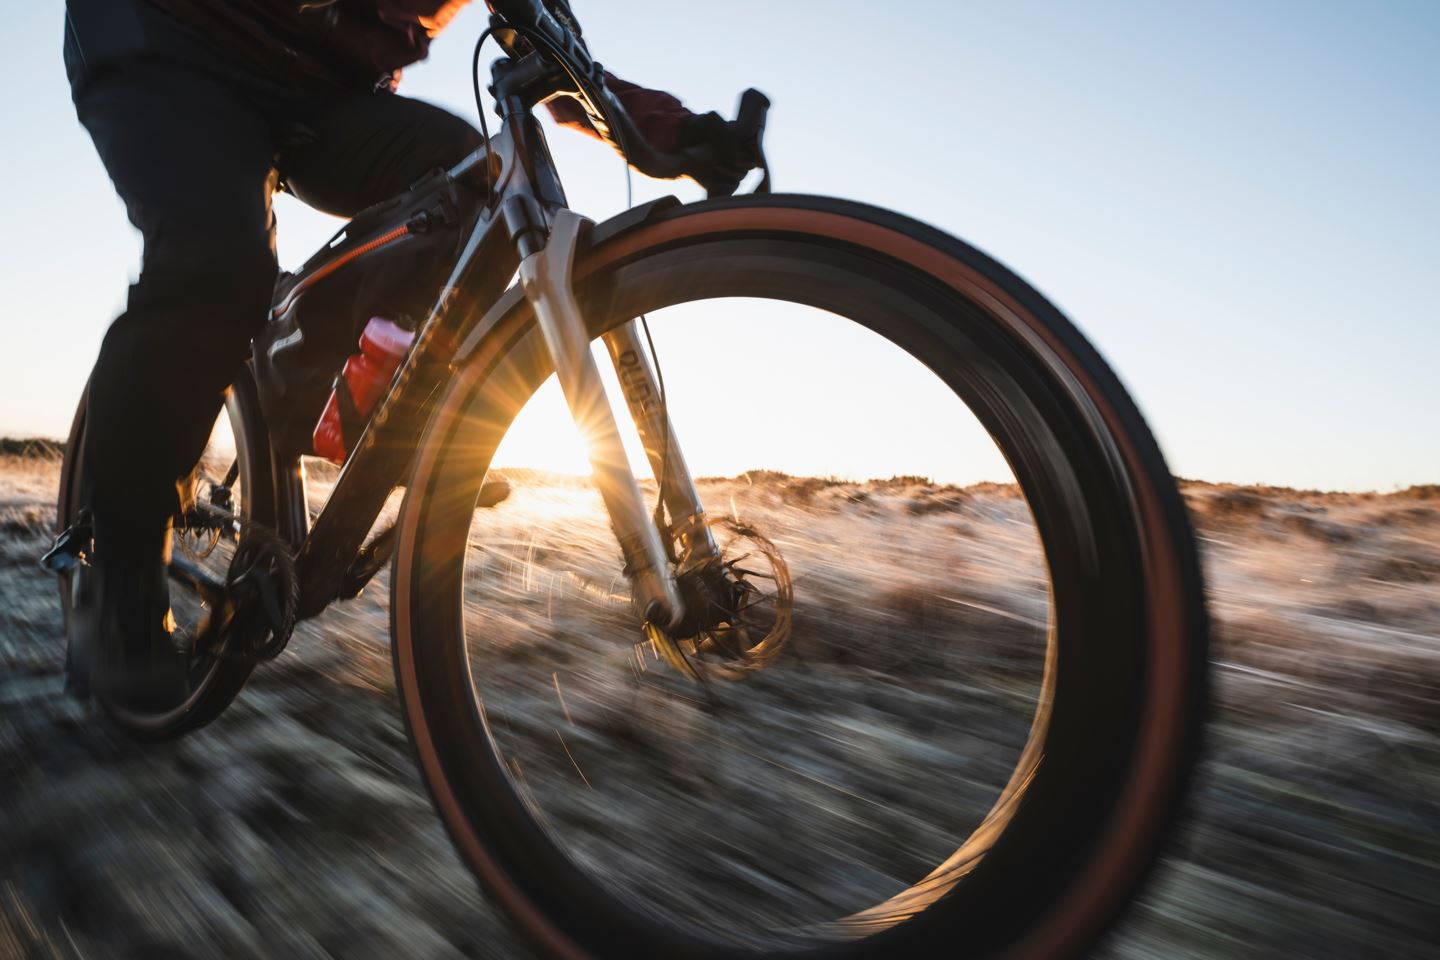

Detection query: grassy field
xmin=0 ymin=448 xmax=1435 ymax=958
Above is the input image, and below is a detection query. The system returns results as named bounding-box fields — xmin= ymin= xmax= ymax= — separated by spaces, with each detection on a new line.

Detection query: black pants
xmin=64 ymin=2 xmax=481 ymax=552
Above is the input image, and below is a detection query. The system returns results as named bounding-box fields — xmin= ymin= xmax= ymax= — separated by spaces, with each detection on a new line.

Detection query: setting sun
xmin=490 ymin=300 xmax=1012 ymax=485
xmin=9 ymin=2 xmax=1433 ymax=957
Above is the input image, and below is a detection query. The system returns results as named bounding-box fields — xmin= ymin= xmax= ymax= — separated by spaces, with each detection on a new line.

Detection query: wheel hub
xmin=642 ymin=516 xmax=793 ymax=683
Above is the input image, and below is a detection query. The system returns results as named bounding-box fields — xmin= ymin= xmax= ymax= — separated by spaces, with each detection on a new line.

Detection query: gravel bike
xmin=48 ymin=2 xmax=1208 ymax=956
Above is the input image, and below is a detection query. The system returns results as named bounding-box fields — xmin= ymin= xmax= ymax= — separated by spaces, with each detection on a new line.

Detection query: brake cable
xmin=474 ymin=17 xmax=769 ymax=555
xmin=477 ymin=17 xmax=681 ymax=545
xmin=469 ymin=27 xmax=498 ymax=199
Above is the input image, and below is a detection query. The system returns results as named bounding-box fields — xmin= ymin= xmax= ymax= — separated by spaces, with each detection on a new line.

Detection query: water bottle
xmin=312 ymin=317 xmax=416 ymax=464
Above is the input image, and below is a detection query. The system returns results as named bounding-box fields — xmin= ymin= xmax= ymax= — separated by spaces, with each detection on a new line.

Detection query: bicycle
xmin=46 ymin=2 xmax=1209 ymax=956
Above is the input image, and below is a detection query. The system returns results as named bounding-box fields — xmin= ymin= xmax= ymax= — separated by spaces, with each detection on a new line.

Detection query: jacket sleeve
xmin=478 ymin=1 xmax=694 ymax=152
xmin=544 ymin=74 xmax=693 ymax=154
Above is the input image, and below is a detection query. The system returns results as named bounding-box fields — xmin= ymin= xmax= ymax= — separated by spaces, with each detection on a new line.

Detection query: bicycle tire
xmin=57 ymin=369 xmax=275 ymax=740
xmin=391 ymin=194 xmax=1209 ymax=959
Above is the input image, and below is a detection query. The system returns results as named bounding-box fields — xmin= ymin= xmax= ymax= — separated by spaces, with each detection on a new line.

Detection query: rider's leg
xmin=71 ymin=58 xmax=279 ymax=705
xmin=277 ymin=90 xmax=483 ymax=218
xmin=278 ymin=93 xmax=520 ymax=511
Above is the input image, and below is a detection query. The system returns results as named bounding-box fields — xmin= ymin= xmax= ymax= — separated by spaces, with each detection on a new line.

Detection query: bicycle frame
xmin=285 ymin=50 xmax=719 ymax=628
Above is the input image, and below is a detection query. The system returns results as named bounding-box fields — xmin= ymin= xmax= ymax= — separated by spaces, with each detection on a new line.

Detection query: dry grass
xmin=0 ymin=445 xmax=1435 ymax=957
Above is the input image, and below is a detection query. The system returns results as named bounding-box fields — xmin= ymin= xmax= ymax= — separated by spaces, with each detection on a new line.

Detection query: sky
xmin=3 ymin=1 xmax=1436 ymax=490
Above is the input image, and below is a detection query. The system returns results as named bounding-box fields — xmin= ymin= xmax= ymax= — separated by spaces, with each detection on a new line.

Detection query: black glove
xmin=676 ymin=111 xmax=758 ymax=198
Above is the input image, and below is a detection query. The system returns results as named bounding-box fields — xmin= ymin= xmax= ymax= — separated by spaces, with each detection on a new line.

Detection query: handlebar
xmin=608 ymin=86 xmax=771 ymax=192
xmin=486 ymin=0 xmax=771 ymax=193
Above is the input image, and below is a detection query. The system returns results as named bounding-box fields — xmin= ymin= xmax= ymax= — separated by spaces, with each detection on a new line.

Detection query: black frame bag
xmin=253 ymin=167 xmax=484 ymax=458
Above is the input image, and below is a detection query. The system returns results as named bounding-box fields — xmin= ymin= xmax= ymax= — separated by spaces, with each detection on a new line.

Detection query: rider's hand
xmin=676 ymin=111 xmax=758 ymax=198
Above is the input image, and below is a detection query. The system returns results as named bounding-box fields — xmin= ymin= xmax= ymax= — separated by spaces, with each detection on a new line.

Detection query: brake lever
xmin=676 ymin=89 xmax=773 ymax=198
xmin=734 ymin=88 xmax=772 ymax=195
xmin=582 ymin=69 xmax=774 ymax=197
xmin=749 ymin=145 xmax=772 ymax=196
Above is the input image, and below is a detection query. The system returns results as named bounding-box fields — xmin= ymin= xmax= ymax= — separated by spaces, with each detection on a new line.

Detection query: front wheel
xmin=392 ymin=195 xmax=1208 ymax=958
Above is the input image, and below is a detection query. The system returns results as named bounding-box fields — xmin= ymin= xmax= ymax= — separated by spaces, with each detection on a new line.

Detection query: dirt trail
xmin=1 ymin=453 xmax=1436 ymax=958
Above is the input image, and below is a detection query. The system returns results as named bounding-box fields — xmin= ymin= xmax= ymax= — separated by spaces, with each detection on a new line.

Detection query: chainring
xmin=181 ymin=518 xmax=299 ymax=667
xmin=201 ymin=520 xmax=300 ymax=664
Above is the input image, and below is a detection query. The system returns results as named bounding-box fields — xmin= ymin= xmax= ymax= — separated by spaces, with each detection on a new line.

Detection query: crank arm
xmin=168 ymin=555 xmax=228 ymax=603
xmin=516 ymin=208 xmax=685 ymax=629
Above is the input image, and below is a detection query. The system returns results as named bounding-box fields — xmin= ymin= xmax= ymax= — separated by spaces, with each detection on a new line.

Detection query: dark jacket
xmin=85 ymin=0 xmax=694 ymax=152
xmin=137 ymin=0 xmax=439 ymax=86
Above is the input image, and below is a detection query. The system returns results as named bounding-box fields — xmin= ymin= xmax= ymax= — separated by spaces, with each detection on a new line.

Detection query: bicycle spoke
xmin=401 ymin=184 xmax=1205 ymax=957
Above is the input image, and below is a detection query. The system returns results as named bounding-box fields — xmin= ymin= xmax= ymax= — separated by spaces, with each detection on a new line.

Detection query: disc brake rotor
xmin=642 ymin=516 xmax=793 ymax=683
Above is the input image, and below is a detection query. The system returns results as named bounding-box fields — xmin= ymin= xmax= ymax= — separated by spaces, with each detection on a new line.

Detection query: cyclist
xmin=62 ymin=0 xmax=754 ymax=708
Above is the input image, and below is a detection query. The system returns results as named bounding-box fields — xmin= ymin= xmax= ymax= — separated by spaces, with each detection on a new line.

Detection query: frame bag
xmin=252 ymin=167 xmax=484 ymax=458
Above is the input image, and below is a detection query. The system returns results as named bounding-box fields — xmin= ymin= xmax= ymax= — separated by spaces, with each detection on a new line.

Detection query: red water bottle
xmin=313 ymin=317 xmax=416 ymax=464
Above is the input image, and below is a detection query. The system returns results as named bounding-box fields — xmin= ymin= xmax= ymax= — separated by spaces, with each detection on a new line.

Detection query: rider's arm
xmin=478 ymin=0 xmax=754 ymax=192
xmin=544 ymin=74 xmax=694 ymax=154
xmin=476 ymin=0 xmax=697 ymax=152
xmin=356 ymin=7 xmax=696 ymax=154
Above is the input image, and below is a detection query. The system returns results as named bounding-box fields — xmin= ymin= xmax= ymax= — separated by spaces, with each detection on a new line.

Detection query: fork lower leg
xmin=601 ymin=322 xmax=721 ymax=569
xmin=517 ymin=209 xmax=685 ymax=629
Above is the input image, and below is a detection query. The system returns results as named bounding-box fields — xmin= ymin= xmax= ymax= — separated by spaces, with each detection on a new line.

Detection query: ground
xmin=0 ymin=448 xmax=1435 ymax=958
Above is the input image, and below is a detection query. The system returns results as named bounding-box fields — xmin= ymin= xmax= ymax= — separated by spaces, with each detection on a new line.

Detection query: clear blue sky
xmin=3 ymin=1 xmax=1436 ymax=490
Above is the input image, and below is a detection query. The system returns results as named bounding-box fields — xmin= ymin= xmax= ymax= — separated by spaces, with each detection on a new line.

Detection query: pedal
xmin=478 ymin=478 xmax=511 ymax=509
xmin=337 ymin=523 xmax=398 ymax=600
xmin=336 ymin=480 xmax=509 ymax=602
xmin=40 ymin=515 xmax=93 ymax=573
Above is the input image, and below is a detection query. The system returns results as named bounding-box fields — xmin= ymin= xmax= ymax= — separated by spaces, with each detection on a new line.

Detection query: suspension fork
xmin=514 ymin=207 xmax=714 ymax=629
xmin=601 ymin=324 xmax=721 ymax=568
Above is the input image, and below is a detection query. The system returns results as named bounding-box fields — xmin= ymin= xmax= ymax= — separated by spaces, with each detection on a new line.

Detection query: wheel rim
xmin=65 ymin=390 xmax=259 ymax=733
xmin=395 ymin=203 xmax=1204 ymax=958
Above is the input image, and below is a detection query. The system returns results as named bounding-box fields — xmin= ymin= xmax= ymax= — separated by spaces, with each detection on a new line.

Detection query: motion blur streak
xmin=0 ymin=443 xmax=1435 ymax=956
